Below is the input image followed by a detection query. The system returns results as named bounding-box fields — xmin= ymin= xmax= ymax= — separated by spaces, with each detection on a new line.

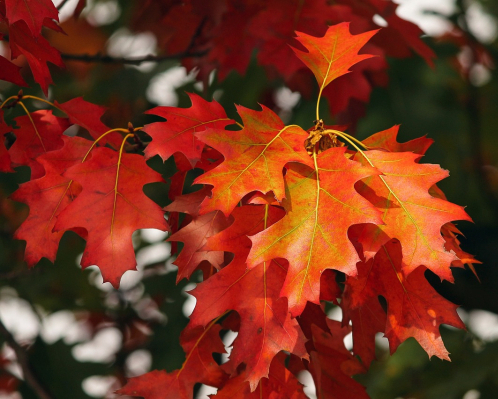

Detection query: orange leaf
xmin=292 ymin=22 xmax=378 ymax=93
xmin=195 ymin=105 xmax=313 ymax=216
xmin=248 ymin=147 xmax=381 ymax=316
xmin=355 ymin=150 xmax=472 ymax=281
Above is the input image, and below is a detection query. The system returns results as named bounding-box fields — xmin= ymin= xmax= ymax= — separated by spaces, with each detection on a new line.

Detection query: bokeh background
xmin=1 ymin=0 xmax=498 ymax=398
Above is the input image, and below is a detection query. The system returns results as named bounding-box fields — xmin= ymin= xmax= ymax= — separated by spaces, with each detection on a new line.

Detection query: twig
xmin=0 ymin=318 xmax=53 ymax=399
xmin=56 ymin=0 xmax=71 ymax=11
xmin=60 ymin=50 xmax=208 ymax=65
xmin=62 ymin=16 xmax=208 ymax=66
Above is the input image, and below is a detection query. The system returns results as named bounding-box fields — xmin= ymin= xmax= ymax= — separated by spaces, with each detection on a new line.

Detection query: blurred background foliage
xmin=1 ymin=0 xmax=498 ymax=398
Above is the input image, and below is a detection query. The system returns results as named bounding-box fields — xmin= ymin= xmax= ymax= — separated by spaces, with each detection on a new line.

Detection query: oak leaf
xmin=144 ymin=93 xmax=234 ymax=167
xmin=0 ymin=54 xmax=27 ymax=87
xmin=54 ymin=146 xmax=168 ymax=287
xmin=190 ymin=205 xmax=307 ymax=389
xmin=11 ymin=136 xmax=92 ymax=265
xmin=248 ymin=147 xmax=382 ymax=316
xmin=292 ymin=22 xmax=378 ymax=93
xmin=117 ymin=323 xmax=227 ymax=399
xmin=4 ymin=0 xmax=59 ymax=36
xmin=8 ymin=110 xmax=69 ymax=178
xmin=309 ymin=323 xmax=369 ymax=399
xmin=362 ymin=125 xmax=433 ymax=155
xmin=8 ymin=21 xmax=64 ymax=95
xmin=355 ymin=150 xmax=472 ymax=281
xmin=167 ymin=210 xmax=230 ymax=282
xmin=195 ymin=105 xmax=313 ymax=216
xmin=341 ymin=293 xmax=386 ymax=367
xmin=345 ymin=239 xmax=465 ymax=359
xmin=213 ymin=353 xmax=306 ymax=398
xmin=54 ymin=97 xmax=122 ymax=148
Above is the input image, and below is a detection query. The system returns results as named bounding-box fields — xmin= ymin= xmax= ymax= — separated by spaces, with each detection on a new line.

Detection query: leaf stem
xmin=22 ymin=95 xmax=64 ymax=113
xmin=323 ymin=129 xmax=369 ymax=150
xmin=82 ymin=127 xmax=142 ymax=162
xmin=316 ymin=86 xmax=324 ymax=121
xmin=18 ymin=101 xmax=47 ymax=152
xmin=0 ymin=96 xmax=18 ymax=109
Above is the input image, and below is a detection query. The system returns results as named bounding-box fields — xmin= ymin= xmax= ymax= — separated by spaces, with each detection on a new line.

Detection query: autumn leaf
xmin=167 ymin=210 xmax=230 ymax=282
xmin=11 ymin=136 xmax=92 ymax=266
xmin=117 ymin=322 xmax=228 ymax=399
xmin=54 ymin=97 xmax=122 ymax=148
xmin=144 ymin=93 xmax=234 ymax=167
xmin=213 ymin=353 xmax=307 ymax=398
xmin=195 ymin=104 xmax=313 ymax=216
xmin=8 ymin=21 xmax=64 ymax=95
xmin=362 ymin=125 xmax=433 ymax=155
xmin=309 ymin=323 xmax=369 ymax=399
xmin=248 ymin=147 xmax=382 ymax=316
xmin=165 ymin=185 xmax=213 ymax=217
xmin=345 ymin=239 xmax=465 ymax=359
xmin=341 ymin=293 xmax=386 ymax=367
xmin=54 ymin=146 xmax=168 ymax=287
xmin=354 ymin=150 xmax=472 ymax=281
xmin=4 ymin=0 xmax=59 ymax=36
xmin=0 ymin=54 xmax=27 ymax=87
xmin=8 ymin=110 xmax=70 ymax=178
xmin=292 ymin=22 xmax=378 ymax=94
xmin=190 ymin=205 xmax=307 ymax=389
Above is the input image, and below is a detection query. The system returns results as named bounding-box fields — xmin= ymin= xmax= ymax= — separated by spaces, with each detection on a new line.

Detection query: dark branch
xmin=0 ymin=319 xmax=53 ymax=399
xmin=60 ymin=50 xmax=208 ymax=65
xmin=56 ymin=0 xmax=71 ymax=11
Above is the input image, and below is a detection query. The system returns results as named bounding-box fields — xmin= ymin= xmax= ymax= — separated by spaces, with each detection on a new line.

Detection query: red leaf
xmin=144 ymin=93 xmax=234 ymax=167
xmin=54 ymin=147 xmax=168 ymax=287
xmin=9 ymin=20 xmax=64 ymax=95
xmin=54 ymin=97 xmax=122 ymax=148
xmin=213 ymin=353 xmax=307 ymax=398
xmin=342 ymin=293 xmax=386 ymax=367
xmin=336 ymin=0 xmax=436 ymax=66
xmin=0 ymin=54 xmax=27 ymax=86
xmin=8 ymin=110 xmax=69 ymax=178
xmin=309 ymin=323 xmax=369 ymax=399
xmin=11 ymin=136 xmax=91 ymax=265
xmin=118 ymin=323 xmax=227 ymax=399
xmin=191 ymin=206 xmax=306 ymax=389
xmin=167 ymin=210 xmax=230 ymax=282
xmin=248 ymin=147 xmax=382 ymax=316
xmin=292 ymin=22 xmax=378 ymax=93
xmin=5 ymin=0 xmax=59 ymax=36
xmin=345 ymin=239 xmax=465 ymax=359
xmin=195 ymin=105 xmax=313 ymax=216
xmin=165 ymin=186 xmax=212 ymax=217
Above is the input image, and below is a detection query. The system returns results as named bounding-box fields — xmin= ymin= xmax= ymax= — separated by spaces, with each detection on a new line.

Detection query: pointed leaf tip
xmin=292 ymin=22 xmax=379 ymax=91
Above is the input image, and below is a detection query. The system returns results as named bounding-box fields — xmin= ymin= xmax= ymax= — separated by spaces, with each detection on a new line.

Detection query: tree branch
xmin=0 ymin=318 xmax=53 ymax=399
xmin=56 ymin=0 xmax=71 ymax=11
